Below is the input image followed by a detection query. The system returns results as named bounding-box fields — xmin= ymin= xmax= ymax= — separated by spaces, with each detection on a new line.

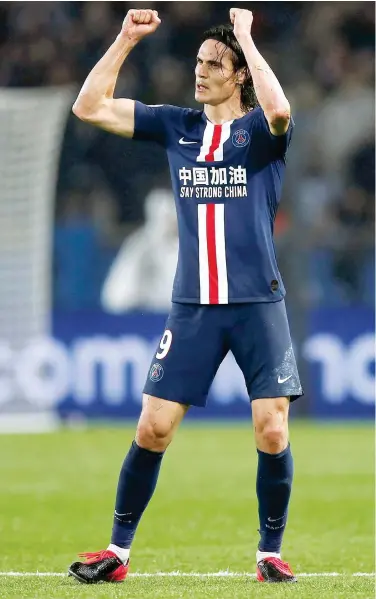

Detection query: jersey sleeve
xmin=250 ymin=107 xmax=294 ymax=158
xmin=133 ymin=102 xmax=180 ymax=146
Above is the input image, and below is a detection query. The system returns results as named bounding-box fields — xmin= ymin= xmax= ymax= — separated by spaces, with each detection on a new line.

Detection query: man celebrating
xmin=69 ymin=7 xmax=302 ymax=584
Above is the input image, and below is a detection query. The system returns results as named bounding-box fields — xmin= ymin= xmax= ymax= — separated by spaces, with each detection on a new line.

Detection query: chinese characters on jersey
xmin=179 ymin=166 xmax=248 ymax=199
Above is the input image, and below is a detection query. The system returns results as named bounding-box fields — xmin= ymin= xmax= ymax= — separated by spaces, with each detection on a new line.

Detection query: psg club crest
xmin=232 ymin=129 xmax=250 ymax=148
xmin=149 ymin=363 xmax=164 ymax=382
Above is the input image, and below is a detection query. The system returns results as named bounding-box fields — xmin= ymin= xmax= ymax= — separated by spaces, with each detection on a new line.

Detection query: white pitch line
xmin=0 ymin=571 xmax=374 ymax=578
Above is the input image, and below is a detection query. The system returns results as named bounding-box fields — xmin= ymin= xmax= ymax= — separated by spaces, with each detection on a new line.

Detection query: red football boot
xmin=68 ymin=550 xmax=129 ymax=584
xmin=256 ymin=556 xmax=297 ymax=583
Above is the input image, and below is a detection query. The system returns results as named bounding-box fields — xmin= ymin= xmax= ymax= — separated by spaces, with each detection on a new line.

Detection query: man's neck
xmin=204 ymin=98 xmax=245 ymax=125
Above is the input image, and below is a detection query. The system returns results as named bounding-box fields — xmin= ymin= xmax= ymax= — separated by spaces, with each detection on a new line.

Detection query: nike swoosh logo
xmin=267 ymin=516 xmax=285 ymax=522
xmin=114 ymin=511 xmax=132 ymax=517
xmin=179 ymin=137 xmax=197 ymax=145
xmin=278 ymin=374 xmax=293 ymax=384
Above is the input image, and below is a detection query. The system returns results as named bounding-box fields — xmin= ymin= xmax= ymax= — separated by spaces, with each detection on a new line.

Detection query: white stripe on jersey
xmin=214 ymin=204 xmax=228 ymax=304
xmin=197 ymin=204 xmax=210 ymax=304
xmin=196 ymin=119 xmax=233 ymax=162
xmin=196 ymin=118 xmax=231 ymax=303
xmin=196 ymin=121 xmax=215 ymax=162
xmin=197 ymin=203 xmax=229 ymax=304
xmin=213 ymin=121 xmax=233 ymax=161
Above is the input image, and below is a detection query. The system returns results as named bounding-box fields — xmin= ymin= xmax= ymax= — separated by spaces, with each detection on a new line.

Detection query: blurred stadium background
xmin=0 ymin=1 xmax=373 ymax=428
xmin=0 ymin=2 xmax=374 ymax=597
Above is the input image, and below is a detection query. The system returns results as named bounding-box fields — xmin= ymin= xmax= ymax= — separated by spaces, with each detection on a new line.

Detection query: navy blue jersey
xmin=133 ymin=102 xmax=293 ymax=304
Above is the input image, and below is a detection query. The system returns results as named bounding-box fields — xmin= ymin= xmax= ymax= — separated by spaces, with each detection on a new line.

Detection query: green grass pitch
xmin=0 ymin=421 xmax=373 ymax=598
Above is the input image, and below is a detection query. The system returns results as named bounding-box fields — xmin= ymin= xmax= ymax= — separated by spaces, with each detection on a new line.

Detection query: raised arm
xmin=72 ymin=9 xmax=161 ymax=137
xmin=230 ymin=8 xmax=291 ymax=136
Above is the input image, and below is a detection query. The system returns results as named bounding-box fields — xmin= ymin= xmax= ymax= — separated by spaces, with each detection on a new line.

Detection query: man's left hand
xmin=230 ymin=8 xmax=253 ymax=40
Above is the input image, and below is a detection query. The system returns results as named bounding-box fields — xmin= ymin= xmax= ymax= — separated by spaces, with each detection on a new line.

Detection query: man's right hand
xmin=121 ymin=9 xmax=161 ymax=43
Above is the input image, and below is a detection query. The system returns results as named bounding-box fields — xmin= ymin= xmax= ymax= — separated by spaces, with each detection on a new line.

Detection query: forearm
xmin=237 ymin=34 xmax=290 ymax=125
xmin=73 ymin=33 xmax=136 ymax=114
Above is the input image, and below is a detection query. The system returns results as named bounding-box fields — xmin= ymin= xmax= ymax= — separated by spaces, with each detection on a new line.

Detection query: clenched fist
xmin=121 ymin=9 xmax=161 ymax=43
xmin=230 ymin=7 xmax=253 ymax=40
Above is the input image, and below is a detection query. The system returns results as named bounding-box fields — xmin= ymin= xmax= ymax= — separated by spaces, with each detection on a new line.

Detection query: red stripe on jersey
xmin=205 ymin=124 xmax=222 ymax=162
xmin=206 ymin=203 xmax=219 ymax=304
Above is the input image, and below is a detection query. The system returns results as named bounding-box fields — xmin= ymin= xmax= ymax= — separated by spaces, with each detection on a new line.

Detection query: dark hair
xmin=201 ymin=24 xmax=257 ymax=112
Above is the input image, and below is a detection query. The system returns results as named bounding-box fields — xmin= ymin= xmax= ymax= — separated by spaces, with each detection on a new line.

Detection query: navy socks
xmin=256 ymin=444 xmax=293 ymax=553
xmin=110 ymin=440 xmax=292 ymax=553
xmin=111 ymin=440 xmax=164 ymax=549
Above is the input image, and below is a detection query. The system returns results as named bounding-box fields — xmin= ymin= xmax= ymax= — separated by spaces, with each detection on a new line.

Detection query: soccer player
xmin=68 ymin=7 xmax=303 ymax=584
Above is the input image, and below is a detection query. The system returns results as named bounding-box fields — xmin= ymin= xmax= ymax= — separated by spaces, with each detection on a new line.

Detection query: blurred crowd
xmin=0 ymin=1 xmax=374 ymax=310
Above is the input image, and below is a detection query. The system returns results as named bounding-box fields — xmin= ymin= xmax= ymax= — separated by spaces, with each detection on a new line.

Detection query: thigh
xmin=251 ymin=396 xmax=290 ymax=430
xmin=230 ymin=300 xmax=303 ymax=402
xmin=143 ymin=303 xmax=228 ymax=407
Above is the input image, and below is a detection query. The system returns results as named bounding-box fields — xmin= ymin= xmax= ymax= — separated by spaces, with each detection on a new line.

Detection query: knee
xmin=258 ymin=423 xmax=287 ymax=454
xmin=254 ymin=411 xmax=288 ymax=454
xmin=253 ymin=398 xmax=289 ymax=454
xmin=136 ymin=417 xmax=173 ymax=452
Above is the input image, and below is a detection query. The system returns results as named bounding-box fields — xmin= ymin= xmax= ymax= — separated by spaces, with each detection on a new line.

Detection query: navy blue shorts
xmin=143 ymin=300 xmax=303 ymax=408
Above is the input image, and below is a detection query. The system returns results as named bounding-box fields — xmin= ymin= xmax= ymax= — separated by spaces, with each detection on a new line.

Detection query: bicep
xmin=81 ymin=98 xmax=135 ymax=138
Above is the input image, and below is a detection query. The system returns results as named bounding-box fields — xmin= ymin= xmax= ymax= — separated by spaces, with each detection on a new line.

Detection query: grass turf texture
xmin=0 ymin=422 xmax=373 ymax=598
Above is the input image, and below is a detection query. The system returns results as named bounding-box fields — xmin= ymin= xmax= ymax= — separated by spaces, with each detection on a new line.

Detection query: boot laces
xmin=78 ymin=550 xmax=116 ymax=564
xmin=266 ymin=556 xmax=293 ymax=574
